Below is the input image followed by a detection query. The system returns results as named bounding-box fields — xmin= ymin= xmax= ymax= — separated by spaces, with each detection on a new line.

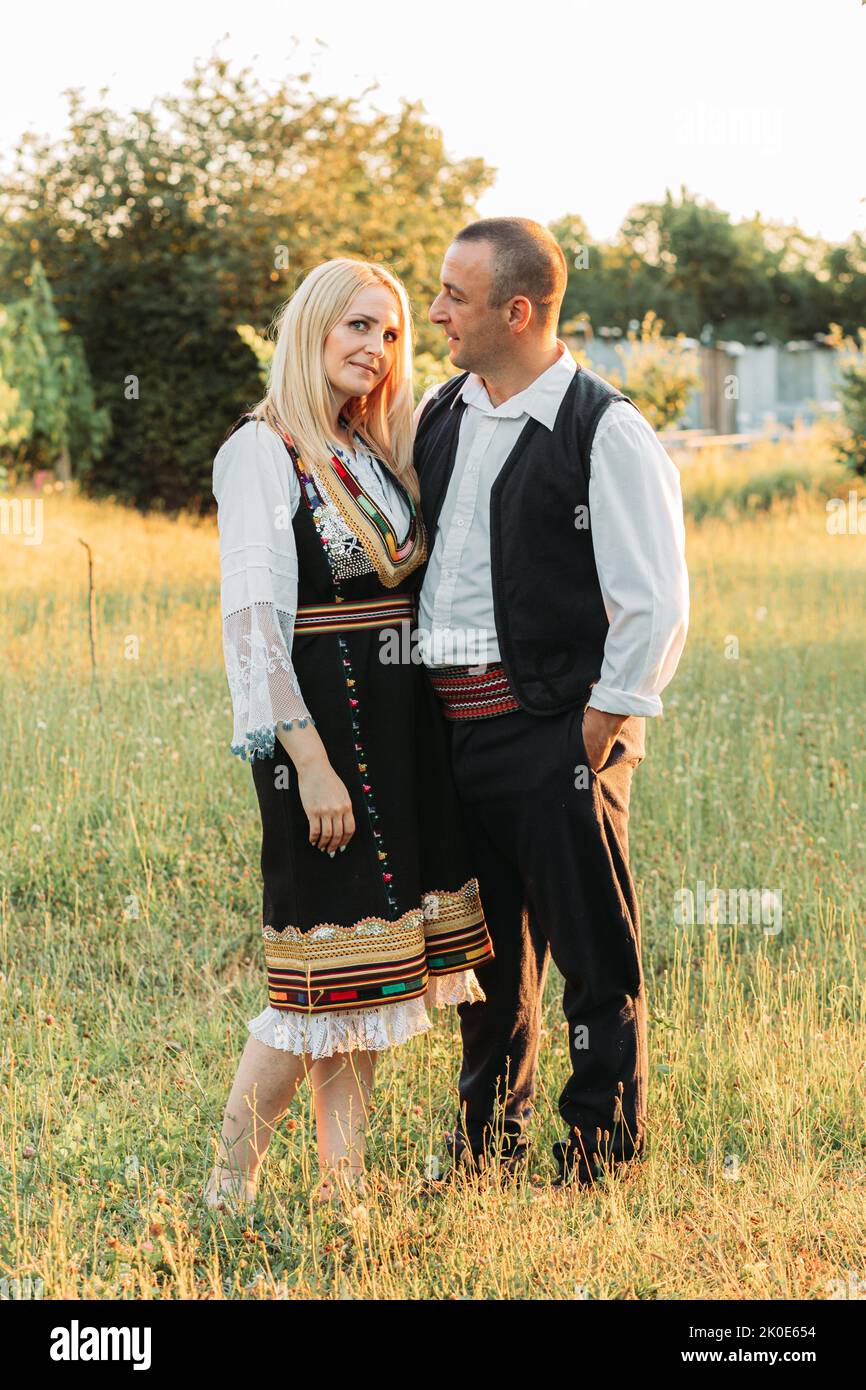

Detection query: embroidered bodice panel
xmin=212 ymin=417 xmax=419 ymax=760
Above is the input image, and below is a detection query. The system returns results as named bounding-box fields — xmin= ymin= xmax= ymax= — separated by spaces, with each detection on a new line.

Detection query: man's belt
xmin=427 ymin=662 xmax=521 ymax=721
xmin=294 ymin=594 xmax=416 ymax=635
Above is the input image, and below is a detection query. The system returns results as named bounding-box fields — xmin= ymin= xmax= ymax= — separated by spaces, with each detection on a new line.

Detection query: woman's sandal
xmin=204 ymin=1164 xmax=258 ymax=1213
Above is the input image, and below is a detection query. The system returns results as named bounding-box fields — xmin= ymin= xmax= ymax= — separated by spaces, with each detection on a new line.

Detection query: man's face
xmin=429 ymin=239 xmax=510 ymax=375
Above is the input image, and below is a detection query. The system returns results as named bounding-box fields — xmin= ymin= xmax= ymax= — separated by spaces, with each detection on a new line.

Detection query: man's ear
xmin=508 ymin=296 xmax=533 ymax=335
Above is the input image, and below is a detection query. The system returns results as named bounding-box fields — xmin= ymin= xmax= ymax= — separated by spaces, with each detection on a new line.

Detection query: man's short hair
xmin=454 ymin=217 xmax=567 ymax=329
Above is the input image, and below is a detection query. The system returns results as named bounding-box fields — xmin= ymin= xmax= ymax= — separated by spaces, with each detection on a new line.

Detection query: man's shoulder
xmin=422 ymin=372 xmax=469 ymax=411
xmin=413 ymin=372 xmax=469 ymax=439
xmin=571 ymin=362 xmax=635 ymax=405
xmin=565 ymin=365 xmax=647 ymax=440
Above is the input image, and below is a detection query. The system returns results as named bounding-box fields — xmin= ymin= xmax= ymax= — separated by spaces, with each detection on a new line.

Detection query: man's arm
xmin=581 ymin=401 xmax=690 ymax=769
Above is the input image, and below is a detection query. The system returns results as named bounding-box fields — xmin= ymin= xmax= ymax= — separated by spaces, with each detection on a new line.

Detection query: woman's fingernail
xmin=339 ymin=845 xmax=347 ymax=852
xmin=328 ymin=850 xmax=335 ymax=858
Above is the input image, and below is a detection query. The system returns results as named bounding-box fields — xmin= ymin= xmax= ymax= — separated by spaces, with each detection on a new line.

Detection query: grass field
xmin=1 ymin=446 xmax=865 ymax=1300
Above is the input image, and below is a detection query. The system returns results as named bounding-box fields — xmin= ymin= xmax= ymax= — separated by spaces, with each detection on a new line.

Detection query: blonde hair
xmin=251 ymin=258 xmax=419 ymax=502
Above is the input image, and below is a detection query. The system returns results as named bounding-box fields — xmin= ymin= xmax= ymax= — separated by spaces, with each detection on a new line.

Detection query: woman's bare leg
xmin=205 ymin=1035 xmax=309 ymax=1207
xmin=310 ymin=1050 xmax=377 ymax=1200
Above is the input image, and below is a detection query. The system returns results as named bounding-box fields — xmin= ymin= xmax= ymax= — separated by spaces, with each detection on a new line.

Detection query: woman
xmin=205 ymin=258 xmax=493 ymax=1209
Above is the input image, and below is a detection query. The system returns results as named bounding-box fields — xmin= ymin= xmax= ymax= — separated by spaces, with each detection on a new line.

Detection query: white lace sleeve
xmin=212 ymin=420 xmax=314 ymax=761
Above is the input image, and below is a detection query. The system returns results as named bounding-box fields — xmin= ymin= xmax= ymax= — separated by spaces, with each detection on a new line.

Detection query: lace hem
xmin=425 ymin=969 xmax=487 ymax=1007
xmin=247 ymin=969 xmax=486 ymax=1059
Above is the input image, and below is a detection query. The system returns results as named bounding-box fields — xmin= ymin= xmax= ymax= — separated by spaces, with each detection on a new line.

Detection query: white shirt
xmin=212 ymin=418 xmax=411 ymax=757
xmin=414 ymin=343 xmax=689 ymax=717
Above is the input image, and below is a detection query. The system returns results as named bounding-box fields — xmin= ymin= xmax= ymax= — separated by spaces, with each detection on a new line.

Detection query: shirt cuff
xmin=586 ymin=683 xmax=663 ymax=718
xmin=231 ymin=715 xmax=316 ymax=763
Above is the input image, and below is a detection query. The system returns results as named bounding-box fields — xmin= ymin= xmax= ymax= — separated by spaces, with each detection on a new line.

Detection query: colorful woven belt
xmin=426 ymin=662 xmax=521 ymax=721
xmin=294 ymin=593 xmax=416 ymax=634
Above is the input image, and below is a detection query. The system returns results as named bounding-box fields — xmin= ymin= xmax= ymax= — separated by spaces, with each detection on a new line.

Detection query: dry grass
xmin=0 ymin=468 xmax=864 ymax=1300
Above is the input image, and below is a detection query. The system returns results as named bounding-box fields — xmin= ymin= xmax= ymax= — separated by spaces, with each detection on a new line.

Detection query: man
xmin=412 ymin=217 xmax=689 ymax=1187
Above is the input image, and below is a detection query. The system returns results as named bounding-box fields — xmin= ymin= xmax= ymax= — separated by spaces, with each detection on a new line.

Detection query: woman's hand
xmin=276 ymin=723 xmax=356 ymax=853
xmin=296 ymin=761 xmax=356 ymax=853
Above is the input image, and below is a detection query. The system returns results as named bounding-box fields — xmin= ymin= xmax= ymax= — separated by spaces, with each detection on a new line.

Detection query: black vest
xmin=414 ymin=363 xmax=639 ymax=715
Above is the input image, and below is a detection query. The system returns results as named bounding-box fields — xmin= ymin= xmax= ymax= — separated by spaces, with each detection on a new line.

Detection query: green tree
xmin=0 ymin=52 xmax=492 ymax=510
xmin=553 ymin=189 xmax=866 ymax=344
xmin=550 ymin=213 xmax=615 ymax=332
xmin=0 ymin=354 xmax=33 ymax=464
xmin=0 ymin=260 xmax=109 ymax=478
xmin=828 ymin=323 xmax=866 ymax=477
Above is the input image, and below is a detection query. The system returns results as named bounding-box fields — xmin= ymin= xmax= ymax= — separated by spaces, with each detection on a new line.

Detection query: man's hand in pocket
xmin=582 ymin=706 xmax=627 ymax=774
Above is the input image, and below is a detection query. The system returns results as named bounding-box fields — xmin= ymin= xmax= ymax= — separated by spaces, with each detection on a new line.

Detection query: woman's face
xmin=323 ymin=283 xmax=402 ymax=407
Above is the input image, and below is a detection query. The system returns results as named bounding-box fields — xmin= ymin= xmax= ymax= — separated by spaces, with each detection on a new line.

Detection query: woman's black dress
xmin=217 ymin=414 xmax=493 ymax=1057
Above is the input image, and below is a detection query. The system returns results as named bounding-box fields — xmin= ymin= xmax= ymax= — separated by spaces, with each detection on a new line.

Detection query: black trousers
xmin=443 ymin=701 xmax=648 ymax=1183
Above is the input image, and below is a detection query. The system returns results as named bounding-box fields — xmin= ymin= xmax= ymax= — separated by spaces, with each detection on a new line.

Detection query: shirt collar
xmin=451 ymin=340 xmax=577 ymax=430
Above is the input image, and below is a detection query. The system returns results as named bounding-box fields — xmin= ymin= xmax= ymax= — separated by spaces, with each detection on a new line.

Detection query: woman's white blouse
xmin=212 ymin=418 xmax=412 ymax=760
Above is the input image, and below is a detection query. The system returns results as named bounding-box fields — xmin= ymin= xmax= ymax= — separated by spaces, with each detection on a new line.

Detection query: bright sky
xmin=2 ymin=0 xmax=863 ymax=244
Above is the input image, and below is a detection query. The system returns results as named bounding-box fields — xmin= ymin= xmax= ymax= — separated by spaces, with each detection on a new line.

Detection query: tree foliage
xmin=0 ymin=260 xmax=109 ymax=477
xmin=605 ymin=312 xmax=702 ymax=431
xmin=554 ymin=189 xmax=866 ymax=345
xmin=827 ymin=324 xmax=866 ymax=477
xmin=0 ymin=53 xmax=492 ymax=509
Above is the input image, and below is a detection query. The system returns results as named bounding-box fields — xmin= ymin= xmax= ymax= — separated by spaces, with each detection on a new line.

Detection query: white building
xmin=570 ymin=333 xmax=844 ymax=434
